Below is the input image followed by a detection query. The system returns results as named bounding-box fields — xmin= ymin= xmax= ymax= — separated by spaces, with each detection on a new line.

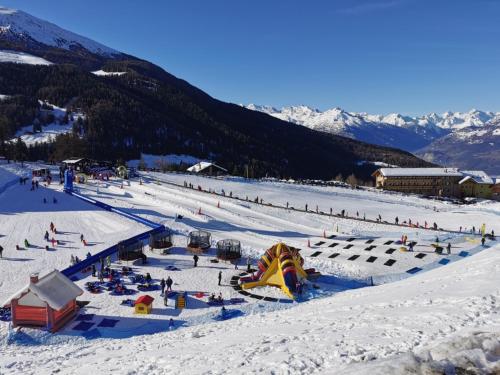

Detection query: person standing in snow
xmin=246 ymin=257 xmax=251 ymax=272
xmin=44 ymin=231 xmax=49 ymax=241
xmin=481 ymin=237 xmax=486 ymax=246
xmin=395 ymin=217 xmax=399 ymax=225
xmin=218 ymin=271 xmax=222 ymax=286
xmin=91 ymin=264 xmax=96 ymax=277
xmin=0 ymin=245 xmax=3 ymax=258
xmin=447 ymin=243 xmax=451 ymax=255
xmin=193 ymin=254 xmax=199 ymax=267
xmin=166 ymin=276 xmax=173 ymax=292
xmin=160 ymin=278 xmax=166 ymax=295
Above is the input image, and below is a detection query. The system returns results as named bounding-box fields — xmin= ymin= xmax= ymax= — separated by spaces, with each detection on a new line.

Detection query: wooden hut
xmin=134 ymin=295 xmax=154 ymax=314
xmin=2 ymin=270 xmax=83 ymax=332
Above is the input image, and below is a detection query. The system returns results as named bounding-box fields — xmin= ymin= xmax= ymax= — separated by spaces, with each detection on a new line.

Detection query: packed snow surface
xmin=91 ymin=70 xmax=126 ymax=77
xmin=0 ymin=164 xmax=499 ymax=374
xmin=0 ymin=49 xmax=52 ymax=65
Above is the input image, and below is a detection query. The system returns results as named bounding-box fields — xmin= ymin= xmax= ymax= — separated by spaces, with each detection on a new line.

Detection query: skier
xmin=218 ymin=271 xmax=222 ymax=286
xmin=166 ymin=276 xmax=173 ymax=292
xmin=193 ymin=254 xmax=199 ymax=267
xmin=160 ymin=278 xmax=166 ymax=295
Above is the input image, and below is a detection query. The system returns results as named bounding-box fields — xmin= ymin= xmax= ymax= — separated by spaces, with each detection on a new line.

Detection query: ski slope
xmin=0 ymin=164 xmax=498 ymax=374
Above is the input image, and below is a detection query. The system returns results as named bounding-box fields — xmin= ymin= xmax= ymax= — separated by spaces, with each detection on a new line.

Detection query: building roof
xmin=459 ymin=170 xmax=494 ymax=185
xmin=2 ymin=270 xmax=83 ymax=309
xmin=186 ymin=161 xmax=227 ymax=173
xmin=374 ymin=168 xmax=463 ymax=178
xmin=62 ymin=158 xmax=86 ymax=164
xmin=135 ymin=295 xmax=154 ymax=305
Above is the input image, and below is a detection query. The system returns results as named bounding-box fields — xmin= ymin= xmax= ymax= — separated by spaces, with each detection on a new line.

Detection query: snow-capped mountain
xmin=245 ymin=104 xmax=500 ymax=137
xmin=0 ymin=6 xmax=127 ymax=70
xmin=245 ymin=105 xmax=500 ymax=174
xmin=0 ymin=7 xmax=119 ymax=56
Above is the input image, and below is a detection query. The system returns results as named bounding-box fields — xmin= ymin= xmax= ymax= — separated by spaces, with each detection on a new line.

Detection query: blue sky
xmin=3 ymin=0 xmax=500 ymax=114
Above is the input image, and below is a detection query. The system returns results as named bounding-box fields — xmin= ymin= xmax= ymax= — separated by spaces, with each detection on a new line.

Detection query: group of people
xmin=209 ymin=292 xmax=224 ymax=303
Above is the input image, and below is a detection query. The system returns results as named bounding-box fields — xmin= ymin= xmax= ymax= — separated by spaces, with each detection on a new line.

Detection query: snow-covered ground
xmin=0 ymin=165 xmax=498 ymax=374
xmin=91 ymin=70 xmax=126 ymax=77
xmin=0 ymin=49 xmax=52 ymax=65
xmin=11 ymin=101 xmax=83 ymax=146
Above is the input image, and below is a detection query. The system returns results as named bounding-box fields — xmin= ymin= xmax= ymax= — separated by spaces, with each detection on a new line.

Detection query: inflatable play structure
xmin=116 ymin=165 xmax=128 ymax=179
xmin=3 ymin=271 xmax=83 ymax=332
xmin=63 ymin=169 xmax=74 ymax=192
xmin=240 ymin=243 xmax=319 ymax=299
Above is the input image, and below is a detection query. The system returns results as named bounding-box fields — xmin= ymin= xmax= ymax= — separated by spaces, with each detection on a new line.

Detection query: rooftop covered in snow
xmin=187 ymin=161 xmax=227 ymax=174
xmin=459 ymin=170 xmax=495 ymax=185
xmin=2 ymin=269 xmax=83 ymax=310
xmin=373 ymin=167 xmax=463 ymax=177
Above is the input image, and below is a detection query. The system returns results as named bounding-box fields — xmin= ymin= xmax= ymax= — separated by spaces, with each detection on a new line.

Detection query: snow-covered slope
xmin=0 ymin=6 xmax=119 ymax=56
xmin=0 ymin=166 xmax=498 ymax=374
xmin=0 ymin=49 xmax=51 ymax=65
xmin=10 ymin=101 xmax=84 ymax=146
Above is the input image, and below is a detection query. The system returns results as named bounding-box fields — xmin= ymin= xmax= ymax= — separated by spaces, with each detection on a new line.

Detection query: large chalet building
xmin=372 ymin=168 xmax=498 ymax=200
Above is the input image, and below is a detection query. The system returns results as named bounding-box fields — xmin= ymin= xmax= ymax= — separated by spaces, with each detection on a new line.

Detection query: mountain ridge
xmin=244 ymin=104 xmax=500 ymax=174
xmin=0 ymin=6 xmax=432 ymax=180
